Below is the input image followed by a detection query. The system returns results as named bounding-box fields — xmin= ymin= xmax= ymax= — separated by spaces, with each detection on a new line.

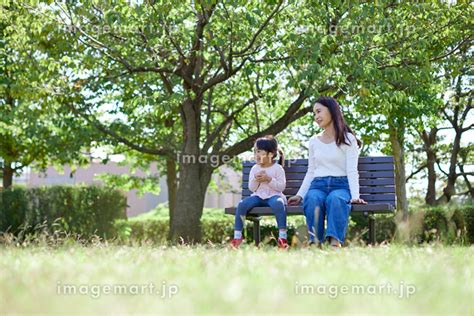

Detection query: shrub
xmin=112 ymin=203 xmax=474 ymax=246
xmin=460 ymin=204 xmax=474 ymax=243
xmin=0 ymin=185 xmax=126 ymax=239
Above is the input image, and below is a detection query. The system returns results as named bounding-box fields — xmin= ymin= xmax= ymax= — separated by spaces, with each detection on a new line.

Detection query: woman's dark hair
xmin=255 ymin=135 xmax=285 ymax=165
xmin=315 ymin=96 xmax=362 ymax=148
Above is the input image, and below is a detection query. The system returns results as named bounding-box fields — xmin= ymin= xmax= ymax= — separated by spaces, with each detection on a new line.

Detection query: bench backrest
xmin=241 ymin=156 xmax=396 ymax=206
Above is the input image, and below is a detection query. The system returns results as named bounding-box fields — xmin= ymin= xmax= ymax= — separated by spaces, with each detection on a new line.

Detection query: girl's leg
xmin=325 ymin=189 xmax=351 ymax=245
xmin=234 ymin=196 xmax=264 ymax=237
xmin=303 ymin=189 xmax=327 ymax=243
xmin=266 ymin=196 xmax=287 ymax=239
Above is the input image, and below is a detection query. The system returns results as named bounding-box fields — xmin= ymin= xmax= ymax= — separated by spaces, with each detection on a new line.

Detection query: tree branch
xmin=249 ymin=55 xmax=293 ymax=63
xmin=202 ymin=96 xmax=259 ymax=153
xmin=232 ymin=0 xmax=284 ymax=57
xmin=220 ymin=90 xmax=307 ymax=159
xmin=406 ymin=163 xmax=428 ymax=182
xmin=56 ymin=2 xmax=174 ymax=75
xmin=436 ymin=160 xmax=449 ymax=177
xmin=189 ymin=3 xmax=216 ymax=76
xmin=378 ymin=36 xmax=472 ymax=70
xmin=201 ymin=57 xmax=248 ymax=93
xmin=459 ymin=163 xmax=473 ymax=196
xmin=462 ymin=123 xmax=474 ymax=132
xmin=149 ymin=3 xmax=187 ymax=60
xmin=67 ymin=103 xmax=172 ymax=157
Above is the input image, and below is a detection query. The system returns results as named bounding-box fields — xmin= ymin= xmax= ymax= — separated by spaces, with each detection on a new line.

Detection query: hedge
xmin=113 ymin=204 xmax=474 ymax=246
xmin=0 ymin=185 xmax=127 ymax=239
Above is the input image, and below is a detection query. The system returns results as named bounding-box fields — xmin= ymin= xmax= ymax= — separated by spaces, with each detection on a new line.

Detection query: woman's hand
xmin=288 ymin=195 xmax=302 ymax=206
xmin=350 ymin=198 xmax=367 ymax=204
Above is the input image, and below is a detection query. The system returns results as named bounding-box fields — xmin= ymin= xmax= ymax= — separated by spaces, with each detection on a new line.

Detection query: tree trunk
xmin=421 ymin=128 xmax=438 ymax=205
xmin=435 ymin=130 xmax=462 ymax=204
xmin=166 ymin=157 xmax=178 ymax=239
xmin=170 ymin=162 xmax=213 ymax=243
xmin=169 ymin=96 xmax=214 ymax=243
xmin=388 ymin=120 xmax=409 ymax=220
xmin=2 ymin=162 xmax=14 ymax=189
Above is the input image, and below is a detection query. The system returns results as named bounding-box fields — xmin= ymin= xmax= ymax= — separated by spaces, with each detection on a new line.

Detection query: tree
xmin=410 ymin=43 xmax=473 ymax=205
xmin=348 ymin=1 xmax=472 ymax=218
xmin=0 ymin=3 xmax=96 ymax=189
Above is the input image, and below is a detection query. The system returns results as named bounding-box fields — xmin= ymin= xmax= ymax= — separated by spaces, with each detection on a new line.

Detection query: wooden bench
xmin=225 ymin=156 xmax=396 ymax=245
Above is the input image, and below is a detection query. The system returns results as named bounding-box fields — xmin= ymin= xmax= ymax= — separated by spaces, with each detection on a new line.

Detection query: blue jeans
xmin=234 ymin=195 xmax=287 ymax=231
xmin=302 ymin=176 xmax=351 ymax=244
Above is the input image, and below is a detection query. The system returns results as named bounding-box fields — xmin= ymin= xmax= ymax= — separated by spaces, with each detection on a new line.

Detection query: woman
xmin=288 ymin=96 xmax=367 ymax=247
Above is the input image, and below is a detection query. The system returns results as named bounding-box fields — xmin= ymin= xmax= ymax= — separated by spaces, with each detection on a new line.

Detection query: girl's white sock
xmin=279 ymin=229 xmax=287 ymax=239
xmin=234 ymin=230 xmax=242 ymax=239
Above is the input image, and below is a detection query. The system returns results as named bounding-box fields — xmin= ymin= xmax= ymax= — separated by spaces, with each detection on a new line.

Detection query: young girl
xmin=288 ymin=96 xmax=367 ymax=248
xmin=231 ymin=135 xmax=288 ymax=249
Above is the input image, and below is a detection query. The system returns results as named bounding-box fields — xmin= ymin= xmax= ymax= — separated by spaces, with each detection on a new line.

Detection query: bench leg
xmin=253 ymin=219 xmax=261 ymax=246
xmin=247 ymin=217 xmax=261 ymax=246
xmin=368 ymin=212 xmax=375 ymax=245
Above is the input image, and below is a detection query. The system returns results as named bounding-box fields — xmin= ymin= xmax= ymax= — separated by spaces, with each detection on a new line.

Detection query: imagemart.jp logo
xmin=56 ymin=281 xmax=179 ymax=299
xmin=294 ymin=281 xmax=416 ymax=299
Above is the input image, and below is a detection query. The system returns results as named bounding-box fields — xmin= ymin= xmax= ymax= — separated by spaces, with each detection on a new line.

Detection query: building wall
xmin=19 ymin=161 xmax=241 ymax=217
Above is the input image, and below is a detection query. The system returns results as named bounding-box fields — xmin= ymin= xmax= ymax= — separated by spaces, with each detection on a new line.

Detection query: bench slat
xmin=360 ymin=178 xmax=395 ymax=186
xmin=242 ymin=166 xmax=306 ymax=174
xmin=241 ymin=189 xmax=395 ymax=201
xmin=280 ymin=184 xmax=396 ymax=193
xmin=243 ymin=163 xmax=394 ymax=174
xmin=242 ymin=183 xmax=395 ymax=194
xmin=360 ymin=186 xmax=396 ymax=193
xmin=359 ymin=171 xmax=395 ymax=178
xmin=360 ymin=194 xmax=396 ymax=201
xmin=357 ymin=163 xmax=395 ymax=171
xmin=241 ymin=156 xmax=394 ymax=167
xmin=243 ymin=171 xmax=394 ymax=181
xmin=225 ymin=203 xmax=395 ymax=216
xmin=357 ymin=156 xmax=394 ymax=163
xmin=242 ymin=178 xmax=395 ymax=186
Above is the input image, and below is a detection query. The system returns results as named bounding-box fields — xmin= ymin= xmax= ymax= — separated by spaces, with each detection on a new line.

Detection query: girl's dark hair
xmin=255 ymin=135 xmax=285 ymax=165
xmin=315 ymin=96 xmax=362 ymax=148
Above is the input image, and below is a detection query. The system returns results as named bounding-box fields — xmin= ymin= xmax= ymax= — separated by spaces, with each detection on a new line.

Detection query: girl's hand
xmin=288 ymin=195 xmax=302 ymax=206
xmin=350 ymin=198 xmax=367 ymax=204
xmin=255 ymin=171 xmax=271 ymax=183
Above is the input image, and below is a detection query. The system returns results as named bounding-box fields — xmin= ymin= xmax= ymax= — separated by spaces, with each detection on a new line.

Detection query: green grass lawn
xmin=1 ymin=244 xmax=473 ymax=315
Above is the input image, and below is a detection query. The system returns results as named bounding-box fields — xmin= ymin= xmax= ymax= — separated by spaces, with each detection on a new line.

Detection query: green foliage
xmin=347 ymin=205 xmax=474 ymax=246
xmin=0 ymin=4 xmax=97 ymax=184
xmin=400 ymin=205 xmax=472 ymax=245
xmin=0 ymin=185 xmax=127 ymax=238
xmin=95 ymin=173 xmax=161 ymax=197
xmin=29 ymin=0 xmax=470 ymax=164
xmin=460 ymin=205 xmax=474 ymax=244
xmin=346 ymin=213 xmax=397 ymax=245
xmin=409 ymin=205 xmax=470 ymax=244
xmin=112 ymin=204 xmax=473 ymax=246
xmin=113 ymin=206 xmax=235 ymax=244
xmin=114 ymin=218 xmax=169 ymax=245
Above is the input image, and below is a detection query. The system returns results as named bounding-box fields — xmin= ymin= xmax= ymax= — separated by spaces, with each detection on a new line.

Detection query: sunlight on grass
xmin=1 ymin=244 xmax=473 ymax=315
